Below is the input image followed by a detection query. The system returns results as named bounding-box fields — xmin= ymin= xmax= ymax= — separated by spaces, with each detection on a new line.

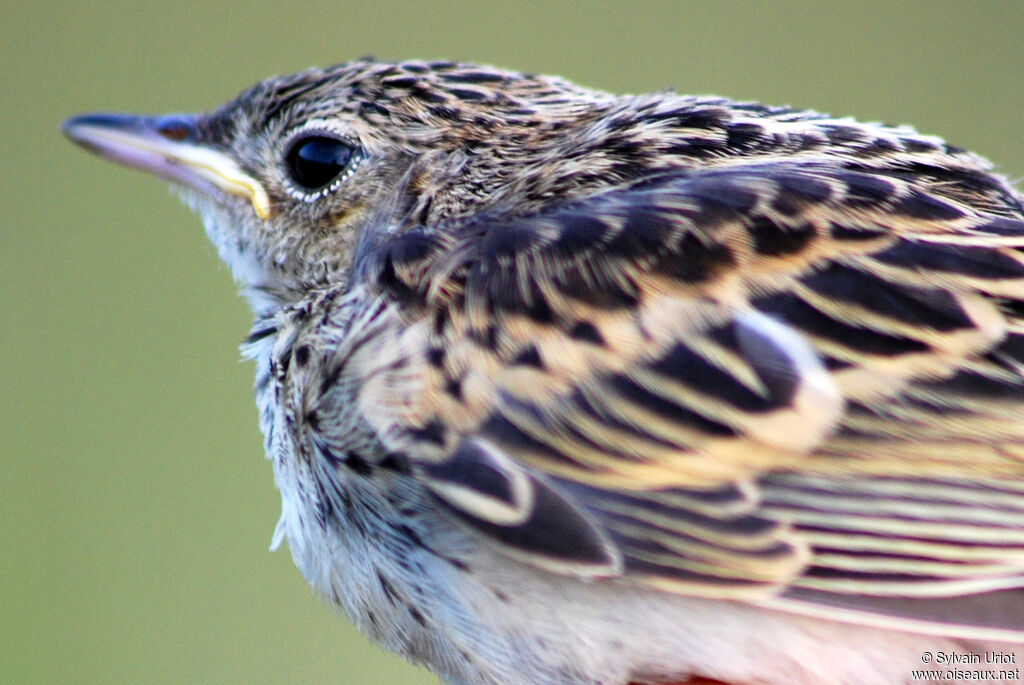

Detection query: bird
xmin=63 ymin=58 xmax=1024 ymax=685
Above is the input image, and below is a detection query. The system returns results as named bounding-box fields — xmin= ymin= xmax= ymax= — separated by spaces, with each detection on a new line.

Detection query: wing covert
xmin=350 ymin=162 xmax=1024 ymax=617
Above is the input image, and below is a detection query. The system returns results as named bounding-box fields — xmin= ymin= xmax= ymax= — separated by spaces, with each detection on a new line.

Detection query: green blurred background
xmin=3 ymin=2 xmax=1023 ymax=683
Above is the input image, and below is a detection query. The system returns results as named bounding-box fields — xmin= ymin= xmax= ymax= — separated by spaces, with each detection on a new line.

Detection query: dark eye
xmin=285 ymin=135 xmax=356 ymax=191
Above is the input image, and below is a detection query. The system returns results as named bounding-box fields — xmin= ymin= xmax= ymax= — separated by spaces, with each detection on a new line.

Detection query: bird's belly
xmin=270 ymin=461 xmax=978 ymax=685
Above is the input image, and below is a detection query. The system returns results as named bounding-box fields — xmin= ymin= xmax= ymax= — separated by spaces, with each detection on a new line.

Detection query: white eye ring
xmin=281 ymin=120 xmax=363 ymax=202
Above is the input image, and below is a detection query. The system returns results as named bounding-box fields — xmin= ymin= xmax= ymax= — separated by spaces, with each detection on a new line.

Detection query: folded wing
xmin=350 ymin=162 xmax=1024 ymax=636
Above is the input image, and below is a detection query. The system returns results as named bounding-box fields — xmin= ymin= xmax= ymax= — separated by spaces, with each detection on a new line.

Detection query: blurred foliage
xmin=2 ymin=2 xmax=1022 ymax=683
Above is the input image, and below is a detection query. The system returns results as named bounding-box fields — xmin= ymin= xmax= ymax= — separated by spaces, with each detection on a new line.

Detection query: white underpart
xmin=185 ymin=192 xmax=285 ymax=315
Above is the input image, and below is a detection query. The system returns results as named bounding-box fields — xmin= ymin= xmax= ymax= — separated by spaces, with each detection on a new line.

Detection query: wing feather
xmin=350 ymin=161 xmax=1024 ymax=635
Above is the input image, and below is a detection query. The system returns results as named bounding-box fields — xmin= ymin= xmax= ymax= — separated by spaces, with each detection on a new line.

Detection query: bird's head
xmin=69 ymin=58 xmax=978 ymax=316
xmin=63 ymin=59 xmax=633 ymax=313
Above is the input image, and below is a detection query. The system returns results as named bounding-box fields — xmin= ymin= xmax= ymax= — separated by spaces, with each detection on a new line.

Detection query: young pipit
xmin=65 ymin=59 xmax=1024 ymax=684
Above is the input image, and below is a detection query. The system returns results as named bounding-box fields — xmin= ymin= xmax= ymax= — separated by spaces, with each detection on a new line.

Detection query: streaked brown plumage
xmin=65 ymin=59 xmax=1024 ymax=684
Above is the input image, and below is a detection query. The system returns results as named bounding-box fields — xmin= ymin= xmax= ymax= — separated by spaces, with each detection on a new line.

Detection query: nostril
xmin=154 ymin=115 xmax=195 ymax=141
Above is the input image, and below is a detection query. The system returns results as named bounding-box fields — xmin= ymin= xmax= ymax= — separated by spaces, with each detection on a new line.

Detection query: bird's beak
xmin=62 ymin=113 xmax=272 ymax=220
